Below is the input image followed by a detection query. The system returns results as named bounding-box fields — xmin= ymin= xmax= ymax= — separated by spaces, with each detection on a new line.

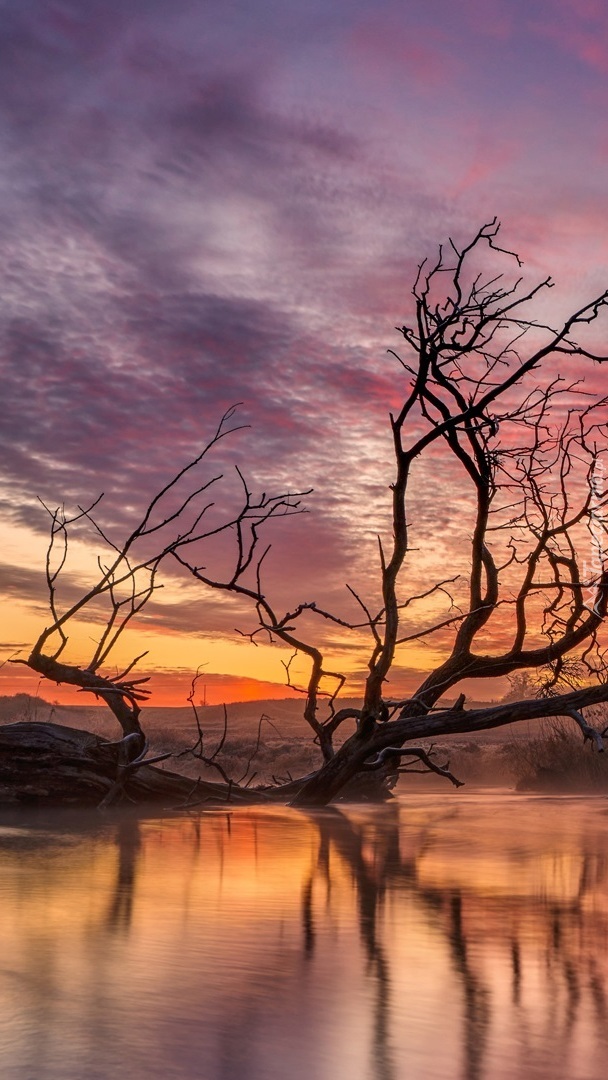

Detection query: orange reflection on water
xmin=1 ymin=796 xmax=608 ymax=1080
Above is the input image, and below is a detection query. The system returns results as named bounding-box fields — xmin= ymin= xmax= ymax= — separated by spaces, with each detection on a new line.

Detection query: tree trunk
xmin=291 ymin=684 xmax=608 ymax=807
xmin=290 ymin=729 xmax=377 ymax=806
xmin=0 ymin=723 xmax=269 ymax=808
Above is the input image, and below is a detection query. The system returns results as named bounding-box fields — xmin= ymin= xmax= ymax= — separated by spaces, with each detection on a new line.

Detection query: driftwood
xmin=0 ymin=722 xmax=271 ymax=809
xmin=0 ymin=721 xmax=396 ymax=809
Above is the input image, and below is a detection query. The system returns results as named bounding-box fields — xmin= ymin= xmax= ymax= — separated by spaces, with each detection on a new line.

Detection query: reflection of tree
xmin=305 ymin=809 xmax=397 ymax=1080
xmin=5 ymin=801 xmax=608 ymax=1080
xmin=301 ymin=806 xmax=608 ymax=1080
xmin=105 ymin=818 xmax=141 ymax=933
xmin=510 ymin=940 xmax=521 ymax=1005
xmin=308 ymin=807 xmax=491 ymax=1080
xmin=301 ymin=875 xmax=314 ymax=957
xmin=448 ymin=893 xmax=490 ymax=1080
xmin=590 ymin=958 xmax=607 ymax=1019
xmin=539 ymin=851 xmax=608 ymax=1055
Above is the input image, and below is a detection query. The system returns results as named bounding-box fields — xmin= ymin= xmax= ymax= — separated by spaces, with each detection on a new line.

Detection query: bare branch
xmin=363 ymin=745 xmax=464 ymax=788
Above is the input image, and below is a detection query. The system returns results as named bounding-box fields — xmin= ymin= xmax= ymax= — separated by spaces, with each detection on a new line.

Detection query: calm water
xmin=1 ymin=795 xmax=608 ymax=1080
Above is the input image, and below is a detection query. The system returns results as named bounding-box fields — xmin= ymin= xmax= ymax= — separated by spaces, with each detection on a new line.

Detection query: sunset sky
xmin=2 ymin=0 xmax=608 ymax=707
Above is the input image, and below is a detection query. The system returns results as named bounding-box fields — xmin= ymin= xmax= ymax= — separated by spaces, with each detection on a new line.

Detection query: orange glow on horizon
xmin=0 ymin=655 xmax=508 ymax=709
xmin=0 ymin=662 xmax=306 ymax=708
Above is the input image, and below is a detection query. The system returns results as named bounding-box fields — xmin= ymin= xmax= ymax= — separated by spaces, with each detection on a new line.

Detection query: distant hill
xmin=0 ymin=693 xmax=356 ymax=741
xmin=0 ymin=692 xmax=518 ymax=746
xmin=0 ymin=694 xmax=52 ymax=723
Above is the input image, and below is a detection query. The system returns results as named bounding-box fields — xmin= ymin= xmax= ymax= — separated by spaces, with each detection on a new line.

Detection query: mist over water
xmin=1 ymin=795 xmax=607 ymax=1080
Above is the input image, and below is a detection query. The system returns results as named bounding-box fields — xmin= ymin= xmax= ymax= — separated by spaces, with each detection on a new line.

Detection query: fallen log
xmin=0 ymin=722 xmax=270 ymax=808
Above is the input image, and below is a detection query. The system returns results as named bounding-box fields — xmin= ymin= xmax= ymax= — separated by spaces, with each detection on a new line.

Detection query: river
xmin=1 ymin=794 xmax=607 ymax=1080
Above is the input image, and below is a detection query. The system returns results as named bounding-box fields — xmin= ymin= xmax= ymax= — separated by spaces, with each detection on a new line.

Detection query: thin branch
xmin=362 ymin=745 xmax=464 ymax=788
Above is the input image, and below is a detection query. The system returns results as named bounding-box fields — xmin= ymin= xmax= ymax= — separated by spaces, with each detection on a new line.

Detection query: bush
xmin=503 ymin=717 xmax=608 ymax=792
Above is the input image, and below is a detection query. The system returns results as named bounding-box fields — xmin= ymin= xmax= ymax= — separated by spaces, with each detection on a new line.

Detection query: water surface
xmin=1 ymin=795 xmax=607 ymax=1080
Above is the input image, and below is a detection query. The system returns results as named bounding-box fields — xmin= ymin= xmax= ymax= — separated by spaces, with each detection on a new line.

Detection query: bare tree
xmin=8 ymin=220 xmax=608 ymax=807
xmin=173 ymin=220 xmax=608 ymax=805
xmin=9 ymin=408 xmax=308 ymax=804
xmin=288 ymin=220 xmax=608 ymax=803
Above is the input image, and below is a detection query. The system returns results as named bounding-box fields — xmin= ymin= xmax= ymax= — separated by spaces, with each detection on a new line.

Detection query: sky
xmin=2 ymin=0 xmax=608 ymax=707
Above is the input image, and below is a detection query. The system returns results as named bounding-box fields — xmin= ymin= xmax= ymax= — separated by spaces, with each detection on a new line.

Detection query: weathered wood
xmin=291 ymin=685 xmax=608 ymax=806
xmin=0 ymin=723 xmax=269 ymax=808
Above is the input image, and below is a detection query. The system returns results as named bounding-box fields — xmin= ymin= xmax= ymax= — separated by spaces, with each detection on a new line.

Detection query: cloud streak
xmin=2 ymin=0 xmax=608 ymax=702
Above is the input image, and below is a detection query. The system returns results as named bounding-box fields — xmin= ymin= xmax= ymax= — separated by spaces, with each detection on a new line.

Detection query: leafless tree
xmin=10 ymin=407 xmax=308 ymax=804
xmin=163 ymin=221 xmax=608 ymax=805
xmin=9 ymin=220 xmax=608 ymax=807
xmin=289 ymin=221 xmax=608 ymax=803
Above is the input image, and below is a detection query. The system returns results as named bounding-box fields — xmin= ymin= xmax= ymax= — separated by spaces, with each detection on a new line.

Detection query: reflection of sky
xmin=3 ymin=1 xmax=608 ymax=700
xmin=1 ymin=797 xmax=608 ymax=1080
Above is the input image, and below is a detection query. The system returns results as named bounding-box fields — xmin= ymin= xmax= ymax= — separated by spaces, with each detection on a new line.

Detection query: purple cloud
xmin=2 ymin=0 xmax=608 ymax=699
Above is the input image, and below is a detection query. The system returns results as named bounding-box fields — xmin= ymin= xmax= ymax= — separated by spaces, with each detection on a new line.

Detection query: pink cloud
xmin=531 ymin=0 xmax=608 ymax=75
xmin=449 ymin=135 xmax=520 ymax=196
xmin=346 ymin=15 xmax=461 ymax=92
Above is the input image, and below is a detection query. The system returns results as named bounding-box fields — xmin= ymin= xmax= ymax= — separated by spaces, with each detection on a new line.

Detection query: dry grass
xmin=502 ymin=715 xmax=608 ymax=792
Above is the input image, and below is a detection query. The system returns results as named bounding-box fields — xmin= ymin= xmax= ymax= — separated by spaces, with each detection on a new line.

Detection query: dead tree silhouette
xmin=9 ymin=221 xmax=608 ymax=806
